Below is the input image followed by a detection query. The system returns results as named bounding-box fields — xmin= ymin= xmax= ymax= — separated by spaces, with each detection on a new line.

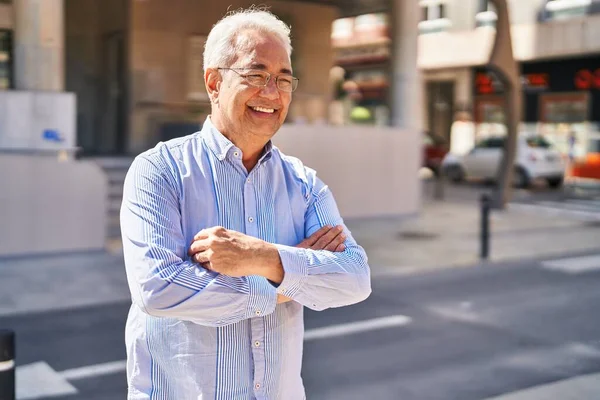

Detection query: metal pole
xmin=433 ymin=171 xmax=445 ymax=200
xmin=0 ymin=330 xmax=15 ymax=400
xmin=480 ymin=194 xmax=491 ymax=260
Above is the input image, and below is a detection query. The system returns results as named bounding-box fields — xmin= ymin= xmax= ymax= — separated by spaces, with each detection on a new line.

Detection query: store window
xmin=0 ymin=29 xmax=12 ymax=89
xmin=418 ymin=0 xmax=451 ymax=34
xmin=540 ymin=92 xmax=589 ymax=123
xmin=539 ymin=92 xmax=589 ymax=157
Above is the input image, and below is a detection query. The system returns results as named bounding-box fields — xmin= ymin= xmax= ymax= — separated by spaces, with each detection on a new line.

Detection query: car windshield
xmin=525 ymin=136 xmax=552 ymax=149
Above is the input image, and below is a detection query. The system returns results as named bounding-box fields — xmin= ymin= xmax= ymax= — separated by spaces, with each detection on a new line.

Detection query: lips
xmin=249 ymin=106 xmax=276 ymax=114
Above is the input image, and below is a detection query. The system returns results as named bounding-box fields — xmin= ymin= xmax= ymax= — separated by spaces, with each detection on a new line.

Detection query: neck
xmin=210 ymin=116 xmax=267 ymax=172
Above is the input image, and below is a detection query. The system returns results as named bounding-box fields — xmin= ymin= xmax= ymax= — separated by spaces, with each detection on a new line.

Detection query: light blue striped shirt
xmin=121 ymin=117 xmax=371 ymax=399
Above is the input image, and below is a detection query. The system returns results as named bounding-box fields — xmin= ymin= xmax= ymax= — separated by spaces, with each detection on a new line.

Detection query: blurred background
xmin=2 ymin=0 xmax=600 ymax=399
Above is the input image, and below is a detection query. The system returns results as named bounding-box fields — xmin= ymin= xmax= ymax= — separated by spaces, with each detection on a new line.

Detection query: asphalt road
xmin=4 ymin=250 xmax=600 ymax=400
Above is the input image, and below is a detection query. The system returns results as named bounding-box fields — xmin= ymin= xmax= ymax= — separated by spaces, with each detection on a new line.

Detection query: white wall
xmin=0 ymin=91 xmax=77 ymax=151
xmin=419 ymin=14 xmax=600 ymax=70
xmin=273 ymin=125 xmax=421 ymax=219
xmin=0 ymin=155 xmax=107 ymax=257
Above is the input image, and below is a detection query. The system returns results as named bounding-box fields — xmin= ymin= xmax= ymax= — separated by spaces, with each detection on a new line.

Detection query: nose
xmin=259 ymin=78 xmax=280 ymax=100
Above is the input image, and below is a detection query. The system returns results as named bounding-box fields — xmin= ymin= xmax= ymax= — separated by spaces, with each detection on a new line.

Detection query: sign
xmin=574 ymin=68 xmax=600 ymax=90
xmin=522 ymin=73 xmax=549 ymax=90
xmin=475 ymin=71 xmax=504 ymax=95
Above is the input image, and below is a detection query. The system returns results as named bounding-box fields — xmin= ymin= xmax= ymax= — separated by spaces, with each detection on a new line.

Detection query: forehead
xmin=232 ymin=30 xmax=291 ymax=71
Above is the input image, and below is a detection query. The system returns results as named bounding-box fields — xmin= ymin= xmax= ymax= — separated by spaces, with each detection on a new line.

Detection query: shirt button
xmin=255 ymin=383 xmax=261 ymax=389
xmin=233 ymin=151 xmax=239 ymax=157
xmin=254 ymin=341 xmax=260 ymax=347
xmin=247 ymin=178 xmax=251 ymax=183
xmin=255 ymin=310 xmax=261 ymax=315
xmin=248 ymin=217 xmax=254 ymax=223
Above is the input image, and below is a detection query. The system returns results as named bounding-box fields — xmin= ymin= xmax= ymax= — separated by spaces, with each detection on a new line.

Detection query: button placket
xmin=251 ymin=317 xmax=267 ymax=396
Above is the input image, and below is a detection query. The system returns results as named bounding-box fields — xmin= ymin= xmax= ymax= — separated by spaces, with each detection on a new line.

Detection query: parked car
xmin=441 ymin=134 xmax=565 ymax=188
xmin=423 ymin=131 xmax=449 ymax=175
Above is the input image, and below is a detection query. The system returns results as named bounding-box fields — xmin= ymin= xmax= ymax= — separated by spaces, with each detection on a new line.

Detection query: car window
xmin=488 ymin=138 xmax=505 ymax=148
xmin=476 ymin=137 xmax=504 ymax=149
xmin=525 ymin=136 xmax=552 ymax=149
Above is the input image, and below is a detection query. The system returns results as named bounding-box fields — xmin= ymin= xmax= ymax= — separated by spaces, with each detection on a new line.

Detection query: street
xmin=5 ymin=250 xmax=600 ymax=400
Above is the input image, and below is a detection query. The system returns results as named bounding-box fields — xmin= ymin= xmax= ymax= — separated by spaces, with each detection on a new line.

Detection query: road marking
xmin=508 ymin=202 xmax=600 ymax=221
xmin=304 ymin=315 xmax=412 ymax=341
xmin=60 ymin=360 xmax=127 ymax=381
xmin=0 ymin=359 xmax=14 ymax=372
xmin=16 ymin=362 xmax=77 ymax=400
xmin=541 ymin=254 xmax=600 ymax=274
xmin=483 ymin=371 xmax=600 ymax=400
xmin=15 ymin=314 xmax=412 ymax=396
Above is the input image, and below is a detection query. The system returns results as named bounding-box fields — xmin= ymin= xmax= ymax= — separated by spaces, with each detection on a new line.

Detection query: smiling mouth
xmin=250 ymin=106 xmax=276 ymax=114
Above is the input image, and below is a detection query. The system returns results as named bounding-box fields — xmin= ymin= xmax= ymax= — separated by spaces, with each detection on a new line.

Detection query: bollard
xmin=0 ymin=330 xmax=15 ymax=400
xmin=433 ymin=171 xmax=445 ymax=200
xmin=480 ymin=194 xmax=491 ymax=260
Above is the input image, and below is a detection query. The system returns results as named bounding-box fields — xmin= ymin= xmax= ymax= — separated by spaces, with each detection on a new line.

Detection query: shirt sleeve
xmin=274 ymin=174 xmax=371 ymax=311
xmin=120 ymin=155 xmax=277 ymax=326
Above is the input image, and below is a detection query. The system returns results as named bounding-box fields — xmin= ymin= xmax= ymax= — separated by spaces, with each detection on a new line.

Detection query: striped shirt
xmin=121 ymin=117 xmax=371 ymax=399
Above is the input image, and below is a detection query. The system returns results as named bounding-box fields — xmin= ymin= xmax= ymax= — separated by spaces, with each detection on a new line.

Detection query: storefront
xmin=330 ymin=12 xmax=391 ymax=126
xmin=473 ymin=55 xmax=600 ymax=158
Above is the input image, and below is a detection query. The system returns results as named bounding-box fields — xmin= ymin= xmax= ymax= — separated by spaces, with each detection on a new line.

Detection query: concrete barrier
xmin=273 ymin=125 xmax=421 ymax=219
xmin=0 ymin=153 xmax=107 ymax=258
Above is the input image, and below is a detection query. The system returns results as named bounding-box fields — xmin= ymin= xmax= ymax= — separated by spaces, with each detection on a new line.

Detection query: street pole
xmin=480 ymin=193 xmax=491 ymax=259
xmin=0 ymin=330 xmax=15 ymax=400
xmin=487 ymin=0 xmax=522 ymax=209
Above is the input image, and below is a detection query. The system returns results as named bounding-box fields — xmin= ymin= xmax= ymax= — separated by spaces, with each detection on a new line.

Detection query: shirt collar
xmin=201 ymin=116 xmax=274 ymax=162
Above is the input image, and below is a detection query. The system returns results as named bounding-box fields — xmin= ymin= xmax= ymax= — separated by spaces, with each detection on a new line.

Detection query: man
xmin=121 ymin=7 xmax=371 ymax=399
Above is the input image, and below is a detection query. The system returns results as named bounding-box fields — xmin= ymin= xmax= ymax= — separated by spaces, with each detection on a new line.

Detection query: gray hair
xmin=203 ymin=7 xmax=292 ymax=72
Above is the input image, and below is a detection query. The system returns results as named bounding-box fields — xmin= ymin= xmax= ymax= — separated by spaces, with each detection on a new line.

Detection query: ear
xmin=205 ymin=68 xmax=221 ymax=103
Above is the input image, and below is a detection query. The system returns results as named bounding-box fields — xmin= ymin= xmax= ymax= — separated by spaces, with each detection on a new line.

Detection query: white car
xmin=441 ymin=134 xmax=565 ymax=188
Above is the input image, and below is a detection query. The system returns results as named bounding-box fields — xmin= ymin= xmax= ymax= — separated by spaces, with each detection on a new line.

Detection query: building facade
xmin=419 ymin=0 xmax=600 ymax=158
xmin=0 ymin=0 xmax=344 ymax=155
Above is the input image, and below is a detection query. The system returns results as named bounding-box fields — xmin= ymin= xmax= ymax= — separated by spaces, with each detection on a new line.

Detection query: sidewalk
xmin=350 ymin=199 xmax=600 ymax=276
xmin=1 ymin=195 xmax=599 ymax=317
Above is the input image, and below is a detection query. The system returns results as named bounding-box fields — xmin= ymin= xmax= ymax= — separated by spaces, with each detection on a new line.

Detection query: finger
xmin=277 ymin=294 xmax=293 ymax=304
xmin=334 ymin=242 xmax=346 ymax=252
xmin=188 ymin=238 xmax=210 ymax=256
xmin=193 ymin=229 xmax=210 ymax=241
xmin=324 ymin=231 xmax=346 ymax=251
xmin=193 ymin=226 xmax=225 ymax=240
xmin=193 ymin=251 xmax=210 ymax=264
xmin=297 ymin=225 xmax=332 ymax=248
xmin=312 ymin=225 xmax=343 ymax=250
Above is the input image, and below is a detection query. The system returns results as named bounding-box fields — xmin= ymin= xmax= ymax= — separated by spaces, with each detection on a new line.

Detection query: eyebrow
xmin=248 ymin=63 xmax=293 ymax=75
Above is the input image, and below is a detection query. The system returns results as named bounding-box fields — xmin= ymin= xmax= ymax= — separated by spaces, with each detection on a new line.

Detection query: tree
xmin=488 ymin=0 xmax=522 ymax=209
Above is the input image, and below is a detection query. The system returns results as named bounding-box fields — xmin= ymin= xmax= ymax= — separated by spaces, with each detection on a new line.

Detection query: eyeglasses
xmin=217 ymin=68 xmax=299 ymax=93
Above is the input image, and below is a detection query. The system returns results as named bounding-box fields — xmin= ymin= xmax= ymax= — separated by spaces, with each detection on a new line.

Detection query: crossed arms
xmin=121 ymin=156 xmax=371 ymax=327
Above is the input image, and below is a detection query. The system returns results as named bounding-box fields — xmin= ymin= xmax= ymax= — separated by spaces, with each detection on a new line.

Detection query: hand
xmin=188 ymin=226 xmax=280 ymax=278
xmin=277 ymin=294 xmax=293 ymax=304
xmin=277 ymin=225 xmax=347 ymax=305
xmin=297 ymin=225 xmax=346 ymax=251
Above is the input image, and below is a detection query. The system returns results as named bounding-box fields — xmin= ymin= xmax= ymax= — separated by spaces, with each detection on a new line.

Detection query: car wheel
xmin=443 ymin=165 xmax=465 ymax=183
xmin=547 ymin=177 xmax=563 ymax=188
xmin=513 ymin=167 xmax=530 ymax=188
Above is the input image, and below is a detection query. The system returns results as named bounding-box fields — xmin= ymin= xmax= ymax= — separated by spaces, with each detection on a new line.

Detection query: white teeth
xmin=252 ymin=106 xmax=275 ymax=114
